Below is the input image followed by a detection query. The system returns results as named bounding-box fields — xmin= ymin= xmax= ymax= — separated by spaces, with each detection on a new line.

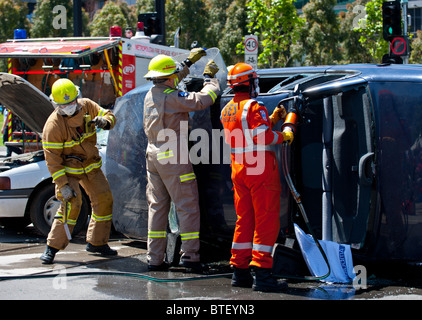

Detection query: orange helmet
xmin=227 ymin=63 xmax=258 ymax=87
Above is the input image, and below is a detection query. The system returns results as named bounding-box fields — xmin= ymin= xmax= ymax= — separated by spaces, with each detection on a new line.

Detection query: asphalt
xmin=0 ymin=225 xmax=422 ymax=304
xmin=1 ymin=146 xmax=422 ymax=309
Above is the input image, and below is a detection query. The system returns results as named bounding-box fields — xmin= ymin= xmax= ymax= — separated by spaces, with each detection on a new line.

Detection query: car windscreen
xmin=268 ymin=73 xmax=347 ymax=93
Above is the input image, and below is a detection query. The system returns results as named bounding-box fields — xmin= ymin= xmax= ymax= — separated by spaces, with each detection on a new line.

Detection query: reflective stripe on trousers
xmin=146 ymin=144 xmax=201 ymax=265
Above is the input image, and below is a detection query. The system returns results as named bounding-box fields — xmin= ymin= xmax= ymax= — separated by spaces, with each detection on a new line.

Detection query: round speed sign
xmin=245 ymin=36 xmax=258 ymax=54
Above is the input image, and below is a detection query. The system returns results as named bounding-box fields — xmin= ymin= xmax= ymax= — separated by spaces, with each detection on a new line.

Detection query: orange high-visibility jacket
xmin=221 ymin=92 xmax=285 ymax=161
xmin=221 ymin=93 xmax=286 ymax=269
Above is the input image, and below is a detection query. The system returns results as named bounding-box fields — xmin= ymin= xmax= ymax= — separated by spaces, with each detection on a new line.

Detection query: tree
xmin=30 ymin=0 xmax=90 ymax=38
xmin=89 ymin=0 xmax=130 ymax=37
xmin=292 ymin=0 xmax=341 ymax=66
xmin=205 ymin=0 xmax=231 ymax=49
xmin=240 ymin=0 xmax=303 ymax=68
xmin=218 ymin=0 xmax=248 ymax=65
xmin=410 ymin=30 xmax=422 ymax=64
xmin=0 ymin=0 xmax=29 ymax=42
xmin=354 ymin=0 xmax=388 ymax=63
xmin=0 ymin=0 xmax=30 ymax=72
xmin=338 ymin=0 xmax=372 ymax=64
xmin=136 ymin=0 xmax=155 ymax=13
xmin=31 ymin=0 xmax=75 ymax=37
xmin=165 ymin=0 xmax=208 ymax=49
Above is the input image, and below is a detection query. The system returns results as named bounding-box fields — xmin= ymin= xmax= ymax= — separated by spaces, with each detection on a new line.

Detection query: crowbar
xmin=62 ymin=200 xmax=72 ymax=241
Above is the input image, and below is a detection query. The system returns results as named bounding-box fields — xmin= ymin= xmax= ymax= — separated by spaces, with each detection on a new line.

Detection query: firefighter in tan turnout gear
xmin=40 ymin=78 xmax=117 ymax=264
xmin=143 ymin=49 xmax=220 ymax=272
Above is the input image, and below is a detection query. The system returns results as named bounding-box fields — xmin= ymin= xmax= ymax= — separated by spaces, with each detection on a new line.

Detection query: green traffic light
xmin=388 ymin=27 xmax=393 ymax=34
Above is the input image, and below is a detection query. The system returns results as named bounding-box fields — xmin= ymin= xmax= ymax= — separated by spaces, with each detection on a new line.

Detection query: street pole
xmin=73 ymin=0 xmax=82 ymax=37
xmin=155 ymin=0 xmax=166 ymax=45
xmin=402 ymin=0 xmax=408 ymax=63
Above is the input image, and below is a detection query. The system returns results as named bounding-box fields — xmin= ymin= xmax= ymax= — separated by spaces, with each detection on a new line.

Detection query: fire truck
xmin=0 ymin=28 xmax=189 ymax=153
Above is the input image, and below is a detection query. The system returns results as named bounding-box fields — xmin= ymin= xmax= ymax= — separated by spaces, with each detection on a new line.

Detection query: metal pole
xmin=73 ymin=0 xmax=82 ymax=37
xmin=155 ymin=0 xmax=166 ymax=45
xmin=402 ymin=0 xmax=409 ymax=63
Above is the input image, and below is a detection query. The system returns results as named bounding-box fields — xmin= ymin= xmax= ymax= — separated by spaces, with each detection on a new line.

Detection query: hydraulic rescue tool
xmin=277 ymin=92 xmax=331 ymax=281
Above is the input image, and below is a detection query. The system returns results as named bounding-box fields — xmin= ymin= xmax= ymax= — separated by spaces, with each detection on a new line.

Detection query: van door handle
xmin=359 ymin=152 xmax=374 ymax=186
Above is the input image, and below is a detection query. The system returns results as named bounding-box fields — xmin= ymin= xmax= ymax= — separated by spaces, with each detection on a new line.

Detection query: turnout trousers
xmin=146 ymin=142 xmax=200 ymax=266
xmin=230 ymin=152 xmax=281 ymax=269
xmin=47 ymin=169 xmax=113 ymax=250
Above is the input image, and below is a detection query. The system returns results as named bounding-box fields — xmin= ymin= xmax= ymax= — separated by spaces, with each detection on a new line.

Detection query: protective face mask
xmin=59 ymin=101 xmax=78 ymax=116
xmin=251 ymin=79 xmax=260 ymax=98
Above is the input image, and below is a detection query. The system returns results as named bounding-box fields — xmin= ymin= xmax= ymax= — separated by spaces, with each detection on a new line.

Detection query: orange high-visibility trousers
xmin=230 ymin=151 xmax=281 ymax=269
xmin=221 ymin=95 xmax=286 ymax=269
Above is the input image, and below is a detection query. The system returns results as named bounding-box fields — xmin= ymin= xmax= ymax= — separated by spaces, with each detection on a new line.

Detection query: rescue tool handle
xmin=277 ymin=95 xmax=303 ymax=134
xmin=60 ymin=200 xmax=72 ymax=240
xmin=280 ymin=142 xmax=331 ymax=280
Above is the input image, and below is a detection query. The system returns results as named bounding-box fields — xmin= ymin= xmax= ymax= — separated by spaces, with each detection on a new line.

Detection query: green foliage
xmin=0 ymin=0 xmax=29 ymax=42
xmin=165 ymin=0 xmax=208 ymax=49
xmin=292 ymin=0 xmax=341 ymax=66
xmin=354 ymin=0 xmax=389 ymax=63
xmin=31 ymin=0 xmax=73 ymax=37
xmin=0 ymin=0 xmax=30 ymax=72
xmin=31 ymin=0 xmax=90 ymax=38
xmin=244 ymin=0 xmax=303 ymax=68
xmin=89 ymin=0 xmax=129 ymax=37
xmin=0 ymin=0 xmax=419 ymax=69
xmin=218 ymin=0 xmax=248 ymax=65
xmin=410 ymin=30 xmax=422 ymax=63
xmin=338 ymin=0 xmax=372 ymax=63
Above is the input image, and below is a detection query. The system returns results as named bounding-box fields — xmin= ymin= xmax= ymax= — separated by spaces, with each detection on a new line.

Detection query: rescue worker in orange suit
xmin=143 ymin=49 xmax=220 ymax=272
xmin=40 ymin=78 xmax=117 ymax=264
xmin=220 ymin=63 xmax=294 ymax=292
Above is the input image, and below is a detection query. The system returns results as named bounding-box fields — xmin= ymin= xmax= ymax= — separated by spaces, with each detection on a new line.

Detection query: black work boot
xmin=40 ymin=246 xmax=59 ymax=264
xmin=252 ymin=267 xmax=288 ymax=292
xmin=231 ymin=267 xmax=253 ymax=288
xmin=86 ymin=243 xmax=117 ymax=256
xmin=148 ymin=262 xmax=170 ymax=271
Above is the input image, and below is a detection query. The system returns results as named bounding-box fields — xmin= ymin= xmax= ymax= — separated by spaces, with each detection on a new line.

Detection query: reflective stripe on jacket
xmin=143 ymin=65 xmax=221 ymax=144
xmin=220 ymin=93 xmax=284 ymax=159
xmin=42 ymin=98 xmax=116 ymax=188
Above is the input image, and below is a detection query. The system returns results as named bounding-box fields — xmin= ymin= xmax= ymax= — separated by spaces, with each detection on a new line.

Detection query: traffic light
xmin=138 ymin=13 xmax=161 ymax=37
xmin=382 ymin=0 xmax=402 ymax=41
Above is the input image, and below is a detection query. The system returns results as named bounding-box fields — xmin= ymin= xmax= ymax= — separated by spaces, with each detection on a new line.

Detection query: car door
xmin=297 ymin=75 xmax=376 ymax=248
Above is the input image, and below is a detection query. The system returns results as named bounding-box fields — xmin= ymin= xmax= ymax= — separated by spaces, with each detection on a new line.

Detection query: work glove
xmin=269 ymin=106 xmax=287 ymax=125
xmin=187 ymin=48 xmax=206 ymax=65
xmin=59 ymin=184 xmax=76 ymax=202
xmin=203 ymin=60 xmax=219 ymax=78
xmin=92 ymin=116 xmax=109 ymax=129
xmin=281 ymin=129 xmax=294 ymax=145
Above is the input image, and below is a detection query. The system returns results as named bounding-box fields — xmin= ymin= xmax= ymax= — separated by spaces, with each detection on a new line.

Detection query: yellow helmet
xmin=50 ymin=78 xmax=79 ymax=105
xmin=144 ymin=54 xmax=178 ymax=79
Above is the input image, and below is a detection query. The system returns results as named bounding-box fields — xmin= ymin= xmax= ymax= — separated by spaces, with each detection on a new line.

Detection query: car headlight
xmin=0 ymin=177 xmax=11 ymax=190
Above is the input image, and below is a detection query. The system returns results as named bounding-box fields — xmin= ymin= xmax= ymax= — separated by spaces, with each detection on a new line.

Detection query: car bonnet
xmin=0 ymin=72 xmax=54 ymax=135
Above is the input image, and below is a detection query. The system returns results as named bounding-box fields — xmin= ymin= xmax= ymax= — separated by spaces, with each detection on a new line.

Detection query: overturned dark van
xmin=106 ymin=63 xmax=422 ymax=266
